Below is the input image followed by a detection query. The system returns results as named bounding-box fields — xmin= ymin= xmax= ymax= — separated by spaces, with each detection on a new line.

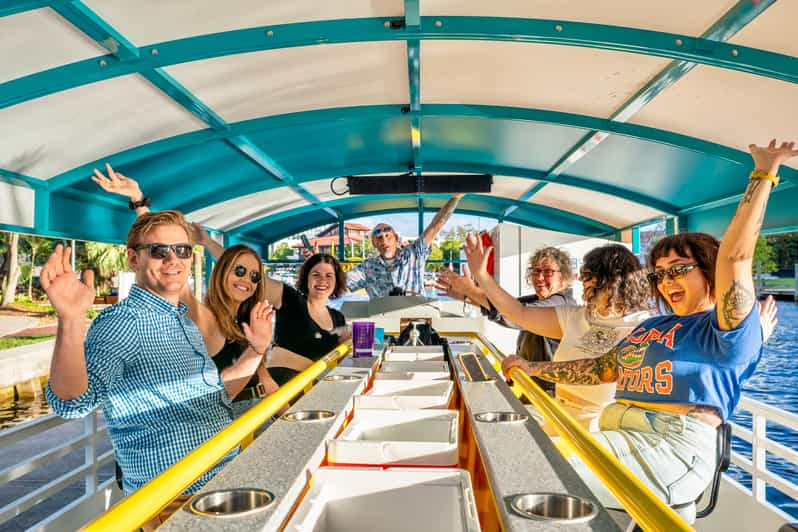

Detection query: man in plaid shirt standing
xmin=347 ymin=194 xmax=464 ymax=298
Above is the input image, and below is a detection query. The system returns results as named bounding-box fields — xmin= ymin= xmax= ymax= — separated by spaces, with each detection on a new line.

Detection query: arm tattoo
xmin=721 ymin=280 xmax=754 ymax=329
xmin=738 ymin=178 xmax=762 ymax=210
xmin=535 ymin=348 xmax=618 ymax=385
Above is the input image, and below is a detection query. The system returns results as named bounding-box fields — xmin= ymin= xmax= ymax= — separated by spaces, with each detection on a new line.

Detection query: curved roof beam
xmin=46 ymin=103 xmax=753 ymax=213
xmin=227 ymin=194 xmax=616 ymax=239
xmin=2 ymin=15 xmax=797 ymax=110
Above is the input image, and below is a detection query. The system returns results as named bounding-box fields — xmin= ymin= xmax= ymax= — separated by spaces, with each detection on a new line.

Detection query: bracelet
xmin=249 ymin=343 xmax=268 ymax=357
xmin=750 ymin=170 xmax=779 ymax=188
xmin=128 ymin=196 xmax=151 ymax=210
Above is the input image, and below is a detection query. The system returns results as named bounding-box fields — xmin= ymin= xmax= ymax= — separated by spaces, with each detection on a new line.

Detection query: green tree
xmin=754 ymin=236 xmax=777 ymax=275
xmin=427 ymin=242 xmax=444 ymax=272
xmin=1 ymin=232 xmax=21 ymax=306
xmin=767 ymin=232 xmax=798 ymax=271
xmin=271 ymin=242 xmax=294 ymax=261
xmin=24 ymin=236 xmax=53 ymax=299
xmin=86 ymin=242 xmax=128 ymax=295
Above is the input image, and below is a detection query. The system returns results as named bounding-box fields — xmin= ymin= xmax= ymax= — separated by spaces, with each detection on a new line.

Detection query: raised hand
xmin=758 ymin=295 xmax=778 ymax=343
xmin=241 ymin=301 xmax=275 ymax=354
xmin=40 ymin=245 xmax=95 ymax=321
xmin=435 ymin=266 xmax=475 ymax=301
xmin=91 ymin=163 xmax=143 ymax=201
xmin=301 ymin=243 xmax=319 ymax=261
xmin=189 ymin=222 xmax=211 ymax=247
xmin=749 ymin=139 xmax=798 ymax=175
xmin=463 ymin=233 xmax=492 ymax=281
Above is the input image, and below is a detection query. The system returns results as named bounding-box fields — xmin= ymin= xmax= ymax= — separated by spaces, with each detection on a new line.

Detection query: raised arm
xmin=422 ymin=194 xmax=463 ymax=246
xmin=716 ymin=140 xmax=797 ymax=330
xmin=502 ymin=347 xmax=618 ymax=385
xmin=92 ymin=163 xmax=150 ymax=217
xmin=41 ymin=245 xmax=95 ymax=399
xmin=464 ymin=234 xmax=563 ymax=339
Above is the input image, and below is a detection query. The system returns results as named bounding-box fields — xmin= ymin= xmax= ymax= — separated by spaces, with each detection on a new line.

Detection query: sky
xmin=348 ymin=213 xmax=497 ymax=239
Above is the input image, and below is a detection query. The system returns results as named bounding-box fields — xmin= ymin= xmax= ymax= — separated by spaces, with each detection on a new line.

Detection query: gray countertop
xmin=161 ymin=341 xmax=619 ymax=531
xmin=450 ymin=342 xmax=620 ymax=532
xmin=159 ymin=356 xmax=377 ymax=532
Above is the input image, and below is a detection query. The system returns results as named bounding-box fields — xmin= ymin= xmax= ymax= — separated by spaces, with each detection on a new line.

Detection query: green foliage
xmin=86 ymin=308 xmax=98 ymax=319
xmin=754 ymin=236 xmax=777 ymax=275
xmin=85 ymin=242 xmax=128 ymax=294
xmin=0 ymin=335 xmax=56 ymax=351
xmin=270 ymin=242 xmax=295 ymax=261
xmin=766 ymin=232 xmax=798 ymax=271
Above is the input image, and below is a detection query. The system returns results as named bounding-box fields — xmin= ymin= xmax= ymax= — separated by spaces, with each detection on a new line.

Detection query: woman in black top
xmin=266 ymin=253 xmax=348 ymax=385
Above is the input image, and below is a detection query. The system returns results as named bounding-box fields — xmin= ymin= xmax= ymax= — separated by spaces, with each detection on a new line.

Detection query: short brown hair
xmin=647 ymin=232 xmax=719 ymax=311
xmin=126 ymin=210 xmax=192 ymax=248
xmin=297 ymin=253 xmax=347 ymax=299
xmin=527 ymin=246 xmax=573 ymax=290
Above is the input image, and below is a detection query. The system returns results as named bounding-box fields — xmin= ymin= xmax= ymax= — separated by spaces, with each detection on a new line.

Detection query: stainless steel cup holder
xmin=510 ymin=493 xmax=598 ymax=523
xmin=474 ymin=411 xmax=529 ymax=424
xmin=322 ymin=374 xmax=363 ymax=382
xmin=280 ymin=410 xmax=335 ymax=422
xmin=189 ymin=488 xmax=274 ymax=518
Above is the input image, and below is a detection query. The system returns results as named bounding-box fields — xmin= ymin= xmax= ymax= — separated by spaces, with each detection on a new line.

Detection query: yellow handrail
xmin=473 ymin=333 xmax=691 ymax=531
xmin=507 ymin=368 xmax=693 ymax=532
xmin=82 ymin=342 xmax=351 ymax=532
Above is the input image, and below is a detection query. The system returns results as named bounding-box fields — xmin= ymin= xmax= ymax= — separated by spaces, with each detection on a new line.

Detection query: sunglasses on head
xmin=579 ymin=269 xmax=595 ymax=282
xmin=135 ymin=243 xmax=193 ymax=260
xmin=647 ymin=263 xmax=698 ymax=283
xmin=234 ymin=264 xmax=262 ymax=284
xmin=372 ymin=226 xmax=394 ymax=237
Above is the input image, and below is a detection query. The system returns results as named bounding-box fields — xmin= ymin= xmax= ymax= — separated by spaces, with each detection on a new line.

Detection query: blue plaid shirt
xmin=46 ymin=285 xmax=237 ymax=494
xmin=347 ymin=237 xmax=431 ymax=298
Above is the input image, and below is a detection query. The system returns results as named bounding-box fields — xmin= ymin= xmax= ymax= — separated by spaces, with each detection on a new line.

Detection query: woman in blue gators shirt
xmin=499 ymin=139 xmax=795 ymax=510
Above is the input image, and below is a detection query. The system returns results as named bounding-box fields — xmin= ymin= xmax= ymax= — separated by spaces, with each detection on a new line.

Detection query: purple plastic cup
xmin=352 ymin=321 xmax=375 ymax=358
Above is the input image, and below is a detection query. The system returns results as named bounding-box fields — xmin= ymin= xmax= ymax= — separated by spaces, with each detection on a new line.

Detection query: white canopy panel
xmin=529 ymin=182 xmax=665 ymax=229
xmin=186 ymin=186 xmax=308 ymax=231
xmin=728 ymin=0 xmax=798 ymax=56
xmin=0 ymin=9 xmax=106 ymax=84
xmin=0 ymin=75 xmax=206 ymax=179
xmin=165 ymin=42 xmax=410 ymax=123
xmin=422 ymin=0 xmax=736 ymax=36
xmin=82 ymin=0 xmax=404 ymax=46
xmin=421 ymin=41 xmax=671 ymax=118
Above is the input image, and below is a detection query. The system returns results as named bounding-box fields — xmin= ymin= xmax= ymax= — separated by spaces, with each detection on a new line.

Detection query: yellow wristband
xmin=750 ymin=170 xmax=779 ymax=188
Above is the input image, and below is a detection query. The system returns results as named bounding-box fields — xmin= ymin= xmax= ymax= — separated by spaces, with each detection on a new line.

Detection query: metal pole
xmin=794 ymin=263 xmax=797 ymax=302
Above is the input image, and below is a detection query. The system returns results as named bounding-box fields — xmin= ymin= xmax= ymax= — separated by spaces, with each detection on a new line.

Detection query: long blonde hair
xmin=205 ymin=245 xmax=266 ymax=344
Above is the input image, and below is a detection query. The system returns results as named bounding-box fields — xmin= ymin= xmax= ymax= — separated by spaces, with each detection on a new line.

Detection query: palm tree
xmin=1 ymin=232 xmax=21 ymax=306
xmin=85 ymin=242 xmax=128 ymax=294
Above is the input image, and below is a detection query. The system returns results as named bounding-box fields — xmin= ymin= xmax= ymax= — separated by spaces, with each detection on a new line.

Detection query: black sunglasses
xmin=234 ymin=264 xmax=262 ymax=284
xmin=647 ymin=263 xmax=698 ymax=284
xmin=135 ymin=243 xmax=192 ymax=260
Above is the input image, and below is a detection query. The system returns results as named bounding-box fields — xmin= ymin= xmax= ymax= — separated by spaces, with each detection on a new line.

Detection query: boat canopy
xmin=2 ymin=0 xmax=797 ymax=252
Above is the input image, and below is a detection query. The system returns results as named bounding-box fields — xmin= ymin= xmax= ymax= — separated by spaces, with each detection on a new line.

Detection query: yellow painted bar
xmin=508 ymin=368 xmax=692 ymax=532
xmin=82 ymin=342 xmax=351 ymax=532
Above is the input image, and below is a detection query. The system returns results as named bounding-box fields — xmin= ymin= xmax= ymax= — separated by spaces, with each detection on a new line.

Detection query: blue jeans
xmin=567 ymin=402 xmax=716 ymax=508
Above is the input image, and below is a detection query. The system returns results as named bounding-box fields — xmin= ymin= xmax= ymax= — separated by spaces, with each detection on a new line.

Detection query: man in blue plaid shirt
xmin=347 ymin=194 xmax=463 ymax=298
xmin=41 ymin=211 xmax=269 ymax=509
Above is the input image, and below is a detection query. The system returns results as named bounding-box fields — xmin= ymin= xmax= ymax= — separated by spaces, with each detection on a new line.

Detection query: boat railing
xmin=0 ymin=410 xmax=116 ymax=531
xmin=731 ymin=396 xmax=798 ymax=509
xmin=81 ymin=342 xmax=351 ymax=532
xmin=477 ymin=333 xmax=692 ymax=532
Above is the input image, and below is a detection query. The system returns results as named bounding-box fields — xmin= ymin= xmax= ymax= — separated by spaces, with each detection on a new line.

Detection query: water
xmin=0 ymin=382 xmax=50 ymax=430
xmin=728 ymin=300 xmax=798 ymax=520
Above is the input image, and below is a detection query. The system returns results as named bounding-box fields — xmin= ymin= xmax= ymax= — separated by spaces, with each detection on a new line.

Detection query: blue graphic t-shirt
xmin=614 ymin=307 xmax=763 ymax=422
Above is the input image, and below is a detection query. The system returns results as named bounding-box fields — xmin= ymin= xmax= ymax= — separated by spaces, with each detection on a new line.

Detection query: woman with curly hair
xmin=465 ymin=239 xmax=652 ymax=431
xmin=436 ymin=246 xmax=577 ymax=394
